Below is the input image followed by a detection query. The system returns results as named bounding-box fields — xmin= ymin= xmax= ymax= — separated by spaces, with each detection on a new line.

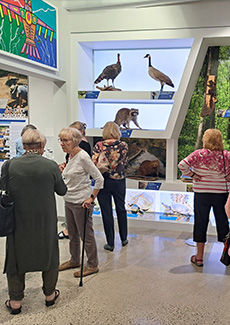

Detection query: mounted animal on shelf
xmin=144 ymin=54 xmax=174 ymax=92
xmin=114 ymin=108 xmax=141 ymax=129
xmin=137 ymin=160 xmax=160 ymax=177
xmin=94 ymin=53 xmax=122 ymax=89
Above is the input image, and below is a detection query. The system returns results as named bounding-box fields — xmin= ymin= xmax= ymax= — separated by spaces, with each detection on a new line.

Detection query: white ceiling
xmin=58 ymin=0 xmax=215 ymax=12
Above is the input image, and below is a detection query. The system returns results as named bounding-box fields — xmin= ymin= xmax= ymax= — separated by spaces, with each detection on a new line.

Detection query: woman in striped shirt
xmin=178 ymin=129 xmax=230 ymax=267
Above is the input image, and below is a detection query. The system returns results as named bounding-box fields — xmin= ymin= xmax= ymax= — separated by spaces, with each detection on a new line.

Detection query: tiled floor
xmin=0 ymin=221 xmax=230 ymax=324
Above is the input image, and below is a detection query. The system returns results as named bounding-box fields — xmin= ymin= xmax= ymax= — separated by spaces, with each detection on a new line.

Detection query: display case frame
xmin=77 ymin=38 xmax=194 ymax=140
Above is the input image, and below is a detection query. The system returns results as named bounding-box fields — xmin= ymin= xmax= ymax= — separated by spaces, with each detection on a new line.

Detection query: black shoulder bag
xmin=0 ymin=160 xmax=15 ymax=237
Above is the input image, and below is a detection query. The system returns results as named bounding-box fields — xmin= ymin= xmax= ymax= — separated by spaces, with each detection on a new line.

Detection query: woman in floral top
xmin=178 ymin=129 xmax=230 ymax=267
xmin=92 ymin=122 xmax=128 ymax=251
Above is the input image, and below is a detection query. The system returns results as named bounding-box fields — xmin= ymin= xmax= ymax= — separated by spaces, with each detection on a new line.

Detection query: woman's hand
xmin=82 ymin=198 xmax=93 ymax=209
xmin=59 ymin=163 xmax=66 ymax=173
xmin=193 ymin=173 xmax=202 ymax=181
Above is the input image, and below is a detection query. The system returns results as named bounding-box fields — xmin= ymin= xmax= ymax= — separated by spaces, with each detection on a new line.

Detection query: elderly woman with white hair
xmin=58 ymin=127 xmax=103 ymax=277
xmin=2 ymin=129 xmax=67 ymax=315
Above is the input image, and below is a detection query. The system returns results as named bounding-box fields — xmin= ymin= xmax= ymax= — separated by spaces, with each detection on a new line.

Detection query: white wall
xmin=68 ymin=1 xmax=230 ymax=32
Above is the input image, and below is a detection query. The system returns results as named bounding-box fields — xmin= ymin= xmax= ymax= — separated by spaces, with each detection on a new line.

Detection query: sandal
xmin=58 ymin=231 xmax=69 ymax=240
xmin=45 ymin=289 xmax=60 ymax=307
xmin=191 ymin=255 xmax=203 ymax=267
xmin=5 ymin=300 xmax=22 ymax=315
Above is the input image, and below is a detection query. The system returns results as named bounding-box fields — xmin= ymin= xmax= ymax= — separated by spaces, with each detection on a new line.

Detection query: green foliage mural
xmin=178 ymin=46 xmax=230 ymax=177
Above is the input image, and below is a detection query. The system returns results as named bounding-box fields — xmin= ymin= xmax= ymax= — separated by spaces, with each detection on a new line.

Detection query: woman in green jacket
xmin=2 ymin=129 xmax=67 ymax=314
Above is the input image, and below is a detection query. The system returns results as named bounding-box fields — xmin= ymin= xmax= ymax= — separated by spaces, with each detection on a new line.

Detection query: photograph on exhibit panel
xmin=0 ymin=69 xmax=28 ymax=162
xmin=0 ymin=124 xmax=10 ymax=160
xmin=0 ymin=125 xmax=9 ymax=137
xmin=0 ymin=70 xmax=28 ymax=118
xmin=0 ymin=0 xmax=57 ymax=69
xmin=159 ymin=192 xmax=194 ymax=222
xmin=178 ymin=46 xmax=230 ymax=177
xmin=124 ymin=138 xmax=166 ymax=180
xmin=92 ymin=137 xmax=166 ymax=181
xmin=125 ymin=188 xmax=156 ymax=218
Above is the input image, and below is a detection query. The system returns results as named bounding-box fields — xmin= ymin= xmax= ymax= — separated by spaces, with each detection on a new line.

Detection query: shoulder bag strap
xmin=222 ymin=150 xmax=229 ymax=192
xmin=1 ymin=160 xmax=11 ymax=194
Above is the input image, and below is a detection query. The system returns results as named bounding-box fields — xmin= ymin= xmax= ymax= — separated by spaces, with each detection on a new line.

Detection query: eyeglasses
xmin=58 ymin=138 xmax=72 ymax=143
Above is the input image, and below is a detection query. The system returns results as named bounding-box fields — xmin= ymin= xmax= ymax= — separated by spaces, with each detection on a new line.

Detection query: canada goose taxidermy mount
xmin=144 ymin=54 xmax=174 ymax=92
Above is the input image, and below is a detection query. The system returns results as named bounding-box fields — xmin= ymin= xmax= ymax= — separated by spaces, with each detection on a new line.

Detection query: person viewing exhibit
xmin=2 ymin=129 xmax=67 ymax=315
xmin=178 ymin=128 xmax=230 ymax=267
xmin=58 ymin=121 xmax=91 ymax=240
xmin=69 ymin=121 xmax=91 ymax=156
xmin=58 ymin=127 xmax=103 ymax=277
xmin=92 ymin=121 xmax=128 ymax=252
xmin=15 ymin=124 xmax=37 ymax=157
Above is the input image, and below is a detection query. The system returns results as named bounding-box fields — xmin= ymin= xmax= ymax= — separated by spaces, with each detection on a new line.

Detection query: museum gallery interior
xmin=0 ymin=0 xmax=230 ymax=324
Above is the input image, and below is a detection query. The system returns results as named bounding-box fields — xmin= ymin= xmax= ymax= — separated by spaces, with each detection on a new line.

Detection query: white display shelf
xmin=86 ymin=128 xmax=169 ymax=139
xmin=78 ymin=90 xmax=175 ymax=102
xmin=79 ymin=90 xmax=175 ymax=137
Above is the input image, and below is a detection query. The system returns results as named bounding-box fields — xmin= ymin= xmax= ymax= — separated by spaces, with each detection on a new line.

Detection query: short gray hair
xmin=58 ymin=127 xmax=82 ymax=145
xmin=22 ymin=129 xmax=46 ymax=149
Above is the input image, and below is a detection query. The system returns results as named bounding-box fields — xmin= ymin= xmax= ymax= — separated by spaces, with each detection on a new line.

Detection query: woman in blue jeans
xmin=92 ymin=122 xmax=128 ymax=251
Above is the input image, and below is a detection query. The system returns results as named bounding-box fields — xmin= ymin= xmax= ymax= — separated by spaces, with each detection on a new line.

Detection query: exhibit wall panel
xmin=68 ymin=0 xmax=230 ymax=185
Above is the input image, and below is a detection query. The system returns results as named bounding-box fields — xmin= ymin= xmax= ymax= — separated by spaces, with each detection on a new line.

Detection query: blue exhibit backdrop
xmin=0 ymin=0 xmax=57 ymax=70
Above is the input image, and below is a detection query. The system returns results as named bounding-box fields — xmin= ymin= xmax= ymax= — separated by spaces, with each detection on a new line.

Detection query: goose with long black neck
xmin=144 ymin=54 xmax=174 ymax=92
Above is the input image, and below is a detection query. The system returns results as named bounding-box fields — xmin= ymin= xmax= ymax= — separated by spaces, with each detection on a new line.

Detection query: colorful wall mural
xmin=0 ymin=0 xmax=57 ymax=69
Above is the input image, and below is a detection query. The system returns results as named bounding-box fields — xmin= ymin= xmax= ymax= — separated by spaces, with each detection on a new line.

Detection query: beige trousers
xmin=65 ymin=202 xmax=98 ymax=268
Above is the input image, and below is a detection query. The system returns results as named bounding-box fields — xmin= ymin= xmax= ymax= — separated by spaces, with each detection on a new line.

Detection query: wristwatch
xmin=90 ymin=194 xmax=95 ymax=200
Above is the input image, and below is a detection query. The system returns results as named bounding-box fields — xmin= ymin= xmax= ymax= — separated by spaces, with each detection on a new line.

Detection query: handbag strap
xmin=222 ymin=150 xmax=229 ymax=192
xmin=1 ymin=160 xmax=11 ymax=194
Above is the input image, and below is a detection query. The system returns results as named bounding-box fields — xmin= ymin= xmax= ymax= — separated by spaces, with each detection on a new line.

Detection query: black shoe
xmin=104 ymin=244 xmax=114 ymax=251
xmin=5 ymin=300 xmax=21 ymax=315
xmin=58 ymin=231 xmax=69 ymax=239
xmin=45 ymin=289 xmax=60 ymax=307
xmin=122 ymin=239 xmax=128 ymax=246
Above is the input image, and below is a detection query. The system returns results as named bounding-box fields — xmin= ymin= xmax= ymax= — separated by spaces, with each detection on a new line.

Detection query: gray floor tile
xmin=0 ymin=221 xmax=229 ymax=324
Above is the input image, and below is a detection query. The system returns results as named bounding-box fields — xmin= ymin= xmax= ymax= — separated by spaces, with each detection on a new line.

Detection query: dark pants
xmin=97 ymin=177 xmax=127 ymax=246
xmin=7 ymin=267 xmax=59 ymax=301
xmin=194 ymin=192 xmax=229 ymax=243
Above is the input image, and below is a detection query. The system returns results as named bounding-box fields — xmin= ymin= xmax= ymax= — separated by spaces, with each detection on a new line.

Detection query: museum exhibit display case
xmin=73 ymin=37 xmax=205 ymax=232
